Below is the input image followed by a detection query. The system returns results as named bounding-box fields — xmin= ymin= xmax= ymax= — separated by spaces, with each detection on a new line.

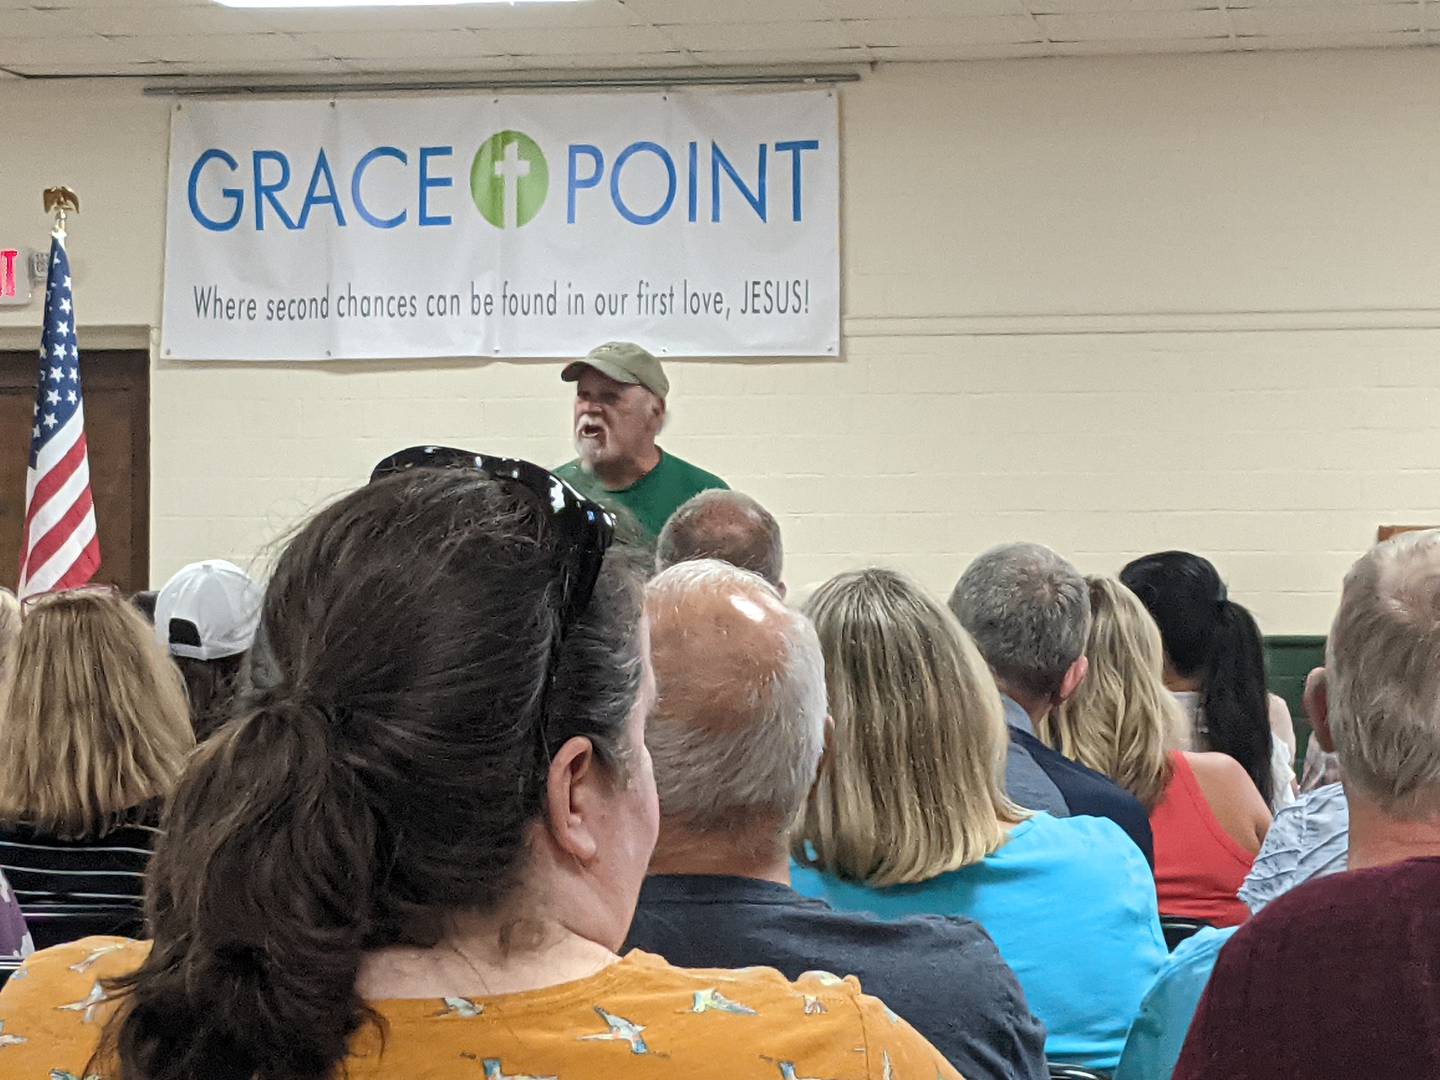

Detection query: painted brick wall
xmin=6 ymin=53 xmax=1440 ymax=631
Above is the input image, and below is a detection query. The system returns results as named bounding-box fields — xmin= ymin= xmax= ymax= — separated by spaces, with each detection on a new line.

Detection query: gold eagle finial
xmin=43 ymin=187 xmax=79 ymax=216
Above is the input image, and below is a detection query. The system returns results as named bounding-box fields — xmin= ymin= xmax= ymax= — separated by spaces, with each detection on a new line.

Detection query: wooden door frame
xmin=0 ymin=349 xmax=150 ymax=590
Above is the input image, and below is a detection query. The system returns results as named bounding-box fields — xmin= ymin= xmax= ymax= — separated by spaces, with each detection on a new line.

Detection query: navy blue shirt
xmin=624 ymin=874 xmax=1048 ymax=1080
xmin=1009 ymin=727 xmax=1155 ymax=868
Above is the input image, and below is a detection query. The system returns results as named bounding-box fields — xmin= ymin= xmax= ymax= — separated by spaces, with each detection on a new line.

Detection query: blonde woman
xmin=0 ymin=589 xmax=194 ymax=949
xmin=1042 ymin=577 xmax=1271 ymax=928
xmin=791 ymin=569 xmax=1166 ymax=1074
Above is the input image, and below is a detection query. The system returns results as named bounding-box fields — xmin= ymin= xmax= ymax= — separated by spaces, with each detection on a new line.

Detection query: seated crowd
xmin=0 ymin=454 xmax=1435 ymax=1080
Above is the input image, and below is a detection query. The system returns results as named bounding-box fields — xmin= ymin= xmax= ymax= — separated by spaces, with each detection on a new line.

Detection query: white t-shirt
xmin=1172 ymin=691 xmax=1298 ymax=811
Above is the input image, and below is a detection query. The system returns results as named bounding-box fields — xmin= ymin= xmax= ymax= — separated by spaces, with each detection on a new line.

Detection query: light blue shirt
xmin=791 ymin=813 xmax=1166 ymax=1073
xmin=1238 ymin=782 xmax=1349 ymax=915
xmin=1114 ymin=927 xmax=1237 ymax=1080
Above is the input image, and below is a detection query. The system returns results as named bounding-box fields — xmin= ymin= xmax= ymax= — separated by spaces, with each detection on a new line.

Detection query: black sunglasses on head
xmin=370 ymin=446 xmax=616 ymax=635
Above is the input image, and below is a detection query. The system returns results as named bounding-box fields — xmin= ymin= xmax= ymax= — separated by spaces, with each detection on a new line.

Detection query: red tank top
xmin=1150 ymin=751 xmax=1254 ymax=927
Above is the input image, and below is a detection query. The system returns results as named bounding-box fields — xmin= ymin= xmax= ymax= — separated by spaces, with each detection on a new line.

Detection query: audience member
xmin=1121 ymin=551 xmax=1296 ymax=809
xmin=1238 ymin=668 xmax=1348 ymax=915
xmin=792 ymin=568 xmax=1166 ymax=1073
xmin=0 ymin=589 xmax=193 ymax=948
xmin=1113 ymin=925 xmax=1237 ymax=1080
xmin=128 ymin=589 xmax=158 ymax=625
xmin=0 ymin=871 xmax=31 ymax=966
xmin=951 ymin=542 xmax=1155 ymax=864
xmin=0 ymin=591 xmax=28 ymax=967
xmin=628 ymin=560 xmax=1047 ymax=1080
xmin=1125 ymin=530 xmax=1440 ymax=1080
xmin=555 ymin=342 xmax=728 ymax=538
xmin=0 ymin=588 xmax=20 ymax=684
xmin=154 ymin=559 xmax=263 ymax=740
xmin=655 ymin=490 xmax=785 ymax=592
xmin=0 ymin=465 xmax=955 ymax=1080
xmin=0 ymin=587 xmax=19 ymax=642
xmin=1042 ymin=576 xmax=1270 ymax=926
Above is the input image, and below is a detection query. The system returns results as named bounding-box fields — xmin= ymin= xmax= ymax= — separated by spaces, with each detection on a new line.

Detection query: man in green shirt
xmin=554 ymin=342 xmax=728 ymax=540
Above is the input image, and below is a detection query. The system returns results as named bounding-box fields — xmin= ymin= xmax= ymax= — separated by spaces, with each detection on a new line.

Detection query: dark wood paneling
xmin=0 ymin=350 xmax=150 ymax=593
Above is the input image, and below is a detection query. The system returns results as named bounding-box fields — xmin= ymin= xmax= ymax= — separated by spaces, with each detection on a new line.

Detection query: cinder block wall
xmin=5 ymin=53 xmax=1440 ymax=631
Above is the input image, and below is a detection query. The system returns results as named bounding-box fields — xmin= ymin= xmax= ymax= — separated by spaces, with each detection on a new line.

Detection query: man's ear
xmin=544 ymin=735 xmax=602 ymax=864
xmin=1304 ymin=667 xmax=1335 ymax=753
xmin=1057 ymin=655 xmax=1089 ymax=706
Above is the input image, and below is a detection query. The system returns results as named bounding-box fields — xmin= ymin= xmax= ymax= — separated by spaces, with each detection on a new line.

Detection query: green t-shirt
xmin=554 ymin=449 xmax=728 ymax=539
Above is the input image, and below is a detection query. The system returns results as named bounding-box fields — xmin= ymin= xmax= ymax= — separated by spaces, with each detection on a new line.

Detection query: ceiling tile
xmin=150 ymin=57 xmax=357 ymax=75
xmin=659 ymin=20 xmax=850 ymax=50
xmin=475 ymin=23 xmax=674 ymax=53
xmin=255 ymin=0 xmax=640 ymax=33
xmin=1028 ymin=0 xmax=1218 ymax=13
xmin=1233 ymin=4 xmax=1420 ymax=36
xmin=622 ymin=0 xmax=833 ymax=21
xmin=437 ymin=0 xmax=642 ymax=29
xmin=1240 ymin=28 xmax=1423 ymax=48
xmin=53 ymin=4 xmax=270 ymax=35
xmin=1039 ymin=9 xmax=1229 ymax=39
xmin=851 ymin=15 xmax=1043 ymax=45
xmin=505 ymin=50 xmax=697 ymax=68
xmin=121 ymin=32 xmax=326 ymax=63
xmin=826 ymin=0 xmax=1025 ymax=14
xmin=690 ymin=45 xmax=870 ymax=65
xmin=340 ymin=54 xmax=523 ymax=73
xmin=1052 ymin=36 xmax=1238 ymax=52
xmin=297 ymin=29 xmax=497 ymax=60
xmin=873 ymin=42 xmax=1053 ymax=58
xmin=0 ymin=33 xmax=136 ymax=68
xmin=0 ymin=7 xmax=75 ymax=34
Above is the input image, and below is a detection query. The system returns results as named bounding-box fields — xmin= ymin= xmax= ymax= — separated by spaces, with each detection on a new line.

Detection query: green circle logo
xmin=471 ymin=130 xmax=548 ymax=229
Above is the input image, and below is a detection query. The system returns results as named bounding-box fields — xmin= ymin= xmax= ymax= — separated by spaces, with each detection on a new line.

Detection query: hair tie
xmin=1216 ymin=583 xmax=1229 ymax=606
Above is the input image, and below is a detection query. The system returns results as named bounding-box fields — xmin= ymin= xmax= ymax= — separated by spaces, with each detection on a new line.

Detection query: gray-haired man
xmin=656 ymin=489 xmax=785 ymax=595
xmin=952 ymin=542 xmax=1153 ymax=865
xmin=626 ymin=560 xmax=1048 ymax=1080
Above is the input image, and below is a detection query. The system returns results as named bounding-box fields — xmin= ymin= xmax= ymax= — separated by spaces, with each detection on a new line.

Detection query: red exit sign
xmin=0 ymin=248 xmax=33 ymax=306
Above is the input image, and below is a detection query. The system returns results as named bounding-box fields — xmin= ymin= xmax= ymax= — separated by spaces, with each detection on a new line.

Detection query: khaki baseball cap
xmin=562 ymin=341 xmax=670 ymax=401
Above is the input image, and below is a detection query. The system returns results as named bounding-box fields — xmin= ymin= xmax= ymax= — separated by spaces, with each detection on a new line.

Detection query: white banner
xmin=161 ymin=90 xmax=839 ymax=361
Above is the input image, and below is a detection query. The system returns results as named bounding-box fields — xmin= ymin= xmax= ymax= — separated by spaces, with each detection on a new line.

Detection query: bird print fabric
xmin=0 ymin=936 xmax=963 ymax=1079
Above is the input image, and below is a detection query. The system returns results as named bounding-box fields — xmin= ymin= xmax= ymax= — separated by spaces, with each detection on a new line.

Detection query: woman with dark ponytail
xmin=1120 ymin=551 xmax=1296 ymax=810
xmin=0 ymin=456 xmax=956 ymax=1080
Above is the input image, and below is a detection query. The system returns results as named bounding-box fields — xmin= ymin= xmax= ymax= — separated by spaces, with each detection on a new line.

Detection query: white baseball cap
xmin=154 ymin=560 xmax=263 ymax=662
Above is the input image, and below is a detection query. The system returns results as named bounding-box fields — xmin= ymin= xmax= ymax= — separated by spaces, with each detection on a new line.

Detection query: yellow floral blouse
xmin=0 ymin=937 xmax=964 ymax=1079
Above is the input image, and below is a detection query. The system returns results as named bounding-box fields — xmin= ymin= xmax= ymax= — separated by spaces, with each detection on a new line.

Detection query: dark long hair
xmin=96 ymin=468 xmax=645 ymax=1080
xmin=174 ymin=654 xmax=245 ymax=742
xmin=1120 ymin=551 xmax=1273 ymax=806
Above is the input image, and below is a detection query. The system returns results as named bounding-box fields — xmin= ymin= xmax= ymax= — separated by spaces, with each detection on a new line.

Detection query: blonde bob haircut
xmin=795 ymin=568 xmax=1025 ymax=888
xmin=1040 ymin=576 xmax=1181 ymax=811
xmin=0 ymin=589 xmax=194 ymax=836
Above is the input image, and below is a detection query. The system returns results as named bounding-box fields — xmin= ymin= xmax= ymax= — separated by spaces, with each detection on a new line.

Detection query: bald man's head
xmin=645 ymin=560 xmax=826 ymax=838
xmin=656 ymin=490 xmax=784 ymax=593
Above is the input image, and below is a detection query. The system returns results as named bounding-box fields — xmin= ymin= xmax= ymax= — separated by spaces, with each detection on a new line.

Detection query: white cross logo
xmin=494 ymin=139 xmax=531 ymax=230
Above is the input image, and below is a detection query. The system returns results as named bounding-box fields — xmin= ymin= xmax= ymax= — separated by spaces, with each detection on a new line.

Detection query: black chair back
xmin=1160 ymin=916 xmax=1212 ymax=952
xmin=22 ymin=904 xmax=144 ymax=952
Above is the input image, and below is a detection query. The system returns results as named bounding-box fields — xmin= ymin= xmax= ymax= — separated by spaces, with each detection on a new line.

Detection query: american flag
xmin=17 ymin=232 xmax=99 ymax=599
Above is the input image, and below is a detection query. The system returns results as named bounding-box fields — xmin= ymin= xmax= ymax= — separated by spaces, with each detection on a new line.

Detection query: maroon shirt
xmin=1174 ymin=855 xmax=1440 ymax=1080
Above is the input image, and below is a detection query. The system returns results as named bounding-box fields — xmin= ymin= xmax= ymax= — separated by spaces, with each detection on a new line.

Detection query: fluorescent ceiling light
xmin=216 ymin=1 xmax=581 ymax=7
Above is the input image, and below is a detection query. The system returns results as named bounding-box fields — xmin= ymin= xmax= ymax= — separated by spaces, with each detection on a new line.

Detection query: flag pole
xmin=19 ymin=185 xmax=100 ymax=599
